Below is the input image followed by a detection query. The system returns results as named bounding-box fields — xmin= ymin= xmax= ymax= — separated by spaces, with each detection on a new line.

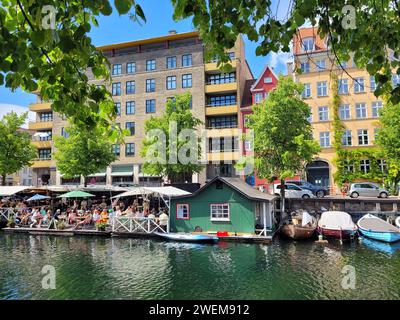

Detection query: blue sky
xmin=0 ymin=0 xmax=291 ymax=115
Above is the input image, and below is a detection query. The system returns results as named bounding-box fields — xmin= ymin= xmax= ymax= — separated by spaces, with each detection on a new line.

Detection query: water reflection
xmin=0 ymin=233 xmax=399 ymax=300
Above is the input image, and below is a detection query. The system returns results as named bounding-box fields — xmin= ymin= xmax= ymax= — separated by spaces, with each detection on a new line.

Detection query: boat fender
xmin=395 ymin=216 xmax=400 ymax=228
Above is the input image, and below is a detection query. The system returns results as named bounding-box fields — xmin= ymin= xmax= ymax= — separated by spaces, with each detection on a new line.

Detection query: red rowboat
xmin=317 ymin=211 xmax=358 ymax=240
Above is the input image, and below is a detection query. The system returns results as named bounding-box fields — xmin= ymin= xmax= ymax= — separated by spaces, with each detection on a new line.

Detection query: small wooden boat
xmin=357 ymin=214 xmax=400 ymax=243
xmin=317 ymin=211 xmax=358 ymax=240
xmin=154 ymin=232 xmax=219 ymax=243
xmin=281 ymin=211 xmax=317 ymax=240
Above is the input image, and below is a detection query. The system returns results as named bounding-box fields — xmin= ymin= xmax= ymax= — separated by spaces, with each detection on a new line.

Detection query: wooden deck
xmin=2 ymin=227 xmax=110 ymax=237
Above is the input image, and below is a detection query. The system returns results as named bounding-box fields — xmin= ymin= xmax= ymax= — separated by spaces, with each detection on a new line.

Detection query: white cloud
xmin=0 ymin=103 xmax=35 ymax=128
xmin=267 ymin=51 xmax=292 ymax=74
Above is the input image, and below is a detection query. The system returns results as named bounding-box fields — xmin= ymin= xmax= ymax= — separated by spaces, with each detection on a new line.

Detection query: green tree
xmin=242 ymin=77 xmax=320 ymax=220
xmin=54 ymin=125 xmax=116 ymax=187
xmin=140 ymin=93 xmax=203 ymax=183
xmin=172 ymin=0 xmax=400 ymax=103
xmin=0 ymin=0 xmax=145 ymax=136
xmin=376 ymin=100 xmax=400 ymax=193
xmin=0 ymin=112 xmax=37 ymax=185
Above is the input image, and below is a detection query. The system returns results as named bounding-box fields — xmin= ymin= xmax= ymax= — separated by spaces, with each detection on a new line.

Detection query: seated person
xmin=92 ymin=209 xmax=101 ymax=223
xmin=39 ymin=210 xmax=52 ymax=227
xmin=74 ymin=211 xmax=92 ymax=230
xmin=68 ymin=209 xmax=78 ymax=225
xmin=100 ymin=209 xmax=109 ymax=222
xmin=30 ymin=210 xmax=43 ymax=228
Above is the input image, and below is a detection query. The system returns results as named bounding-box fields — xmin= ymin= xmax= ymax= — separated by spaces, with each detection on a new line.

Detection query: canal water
xmin=0 ymin=232 xmax=399 ymax=300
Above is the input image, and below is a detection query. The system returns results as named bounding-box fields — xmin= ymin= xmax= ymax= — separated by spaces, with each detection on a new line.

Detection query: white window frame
xmin=356 ymin=103 xmax=367 ymax=118
xmin=319 ymin=132 xmax=330 ymax=148
xmin=358 ymin=129 xmax=369 ymax=146
xmin=354 ymin=77 xmax=365 ymax=93
xmin=317 ymin=81 xmax=328 ymax=97
xmin=302 ymin=83 xmax=311 ymax=98
xmin=210 ymin=203 xmax=230 ymax=222
xmin=254 ymin=92 xmax=263 ymax=103
xmin=339 ymin=104 xmax=351 ymax=120
xmin=176 ymin=203 xmax=190 ymax=220
xmin=302 ymin=38 xmax=314 ymax=52
xmin=372 ymin=101 xmax=383 ymax=118
xmin=338 ymin=79 xmax=349 ymax=94
xmin=318 ymin=106 xmax=329 ymax=121
xmin=264 ymin=77 xmax=273 ymax=83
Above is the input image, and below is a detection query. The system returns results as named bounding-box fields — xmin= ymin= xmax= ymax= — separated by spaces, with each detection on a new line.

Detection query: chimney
xmin=168 ymin=30 xmax=177 ymax=35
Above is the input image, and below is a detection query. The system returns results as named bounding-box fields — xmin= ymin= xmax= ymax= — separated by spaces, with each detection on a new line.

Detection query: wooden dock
xmin=2 ymin=227 xmax=111 ymax=237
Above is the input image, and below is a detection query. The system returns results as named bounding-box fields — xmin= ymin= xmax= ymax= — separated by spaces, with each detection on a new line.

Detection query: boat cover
xmin=302 ymin=211 xmax=315 ymax=227
xmin=318 ymin=211 xmax=356 ymax=230
xmin=358 ymin=214 xmax=399 ymax=232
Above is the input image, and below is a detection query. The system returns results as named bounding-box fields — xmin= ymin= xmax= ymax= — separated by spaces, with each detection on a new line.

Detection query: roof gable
xmin=172 ymin=176 xmax=276 ymax=202
xmin=250 ymin=65 xmax=279 ymax=91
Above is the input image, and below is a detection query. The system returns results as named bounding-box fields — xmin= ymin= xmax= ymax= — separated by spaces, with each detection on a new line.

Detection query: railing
xmin=111 ymin=216 xmax=168 ymax=234
xmin=0 ymin=208 xmax=13 ymax=221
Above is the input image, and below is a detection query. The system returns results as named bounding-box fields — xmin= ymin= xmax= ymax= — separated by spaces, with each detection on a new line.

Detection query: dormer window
xmin=264 ymin=77 xmax=273 ymax=83
xmin=302 ymin=38 xmax=314 ymax=52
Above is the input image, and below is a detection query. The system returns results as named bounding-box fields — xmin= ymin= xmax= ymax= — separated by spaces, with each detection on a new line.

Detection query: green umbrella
xmin=57 ymin=190 xmax=95 ymax=198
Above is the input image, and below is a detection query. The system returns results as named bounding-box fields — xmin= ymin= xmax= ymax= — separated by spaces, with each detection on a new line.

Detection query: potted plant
xmin=95 ymin=219 xmax=108 ymax=231
xmin=7 ymin=217 xmax=15 ymax=228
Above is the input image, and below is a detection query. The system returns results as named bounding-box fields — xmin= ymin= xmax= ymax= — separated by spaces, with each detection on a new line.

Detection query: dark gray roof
xmin=173 ymin=176 xmax=277 ymax=202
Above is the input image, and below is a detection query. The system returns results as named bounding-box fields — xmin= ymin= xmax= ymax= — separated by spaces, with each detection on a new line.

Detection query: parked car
xmin=273 ymin=183 xmax=315 ymax=199
xmin=285 ymin=180 xmax=328 ymax=198
xmin=348 ymin=182 xmax=389 ymax=198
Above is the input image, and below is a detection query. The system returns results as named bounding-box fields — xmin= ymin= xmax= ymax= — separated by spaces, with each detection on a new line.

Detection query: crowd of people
xmin=0 ymin=196 xmax=170 ymax=231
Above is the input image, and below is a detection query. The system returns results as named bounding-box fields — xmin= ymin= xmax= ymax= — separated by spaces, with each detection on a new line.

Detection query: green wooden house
xmin=170 ymin=177 xmax=277 ymax=235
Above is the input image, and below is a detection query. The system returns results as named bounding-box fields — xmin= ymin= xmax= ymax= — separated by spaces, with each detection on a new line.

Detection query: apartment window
xmin=358 ymin=129 xmax=369 ymax=145
xmin=112 ymin=144 xmax=120 ymax=157
xmin=125 ymin=143 xmax=135 ymax=156
xmin=264 ymin=77 xmax=273 ymax=83
xmin=360 ymin=159 xmax=370 ymax=173
xmin=210 ymin=203 xmax=230 ymax=221
xmin=126 ymin=62 xmax=136 ymax=74
xmin=182 ymin=54 xmax=192 ymax=67
xmin=338 ymin=79 xmax=349 ymax=94
xmin=345 ymin=162 xmax=354 ymax=173
xmin=39 ymin=130 xmax=52 ymax=141
xmin=125 ymin=122 xmax=135 ymax=136
xmin=207 ymin=72 xmax=236 ymax=84
xmin=112 ymin=82 xmax=121 ymax=96
xmin=176 ymin=204 xmax=189 ymax=219
xmin=182 ymin=74 xmax=192 ymax=88
xmin=300 ymin=62 xmax=310 ymax=73
xmin=39 ymin=149 xmax=51 ymax=160
xmin=114 ymin=102 xmax=121 ymax=116
xmin=319 ymin=132 xmax=330 ymax=148
xmin=356 ymin=103 xmax=367 ymax=118
xmin=372 ymin=101 xmax=383 ymax=118
xmin=126 ymin=81 xmax=135 ymax=94
xmin=354 ymin=77 xmax=365 ymax=93
xmin=370 ymin=76 xmax=376 ymax=92
xmin=254 ymin=92 xmax=263 ymax=103
xmin=126 ymin=101 xmax=135 ymax=115
xmin=318 ymin=106 xmax=329 ymax=121
xmin=208 ymin=137 xmax=238 ymax=152
xmin=166 ymin=76 xmax=177 ymax=90
xmin=339 ymin=104 xmax=351 ymax=120
xmin=39 ymin=112 xmax=53 ymax=122
xmin=307 ymin=108 xmax=312 ymax=123
xmin=146 ymin=99 xmax=156 ymax=113
xmin=302 ymin=83 xmax=311 ymax=98
xmin=317 ymin=81 xmax=328 ymax=97
xmin=167 ymin=56 xmax=177 ymax=69
xmin=146 ymin=79 xmax=156 ymax=92
xmin=112 ymin=64 xmax=122 ymax=75
xmin=60 ymin=128 xmax=69 ymax=138
xmin=302 ymin=38 xmax=314 ymax=52
xmin=392 ymin=74 xmax=400 ymax=87
xmin=378 ymin=159 xmax=387 ymax=173
xmin=244 ymin=140 xmax=252 ymax=152
xmin=316 ymin=60 xmax=326 ymax=70
xmin=207 ymin=116 xmax=237 ymax=129
xmin=208 ymin=95 xmax=236 ymax=107
xmin=342 ymin=130 xmax=352 ymax=146
xmin=145 ymin=59 xmax=155 ymax=71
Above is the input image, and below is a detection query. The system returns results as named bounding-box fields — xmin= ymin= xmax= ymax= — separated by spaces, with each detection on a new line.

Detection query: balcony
xmin=32 ymin=140 xmax=52 ymax=149
xmin=206 ymin=105 xmax=238 ymax=116
xmin=205 ymin=59 xmax=237 ymax=72
xmin=31 ymin=159 xmax=53 ymax=168
xmin=207 ymin=151 xmax=239 ymax=162
xmin=206 ymin=127 xmax=238 ymax=138
xmin=29 ymin=102 xmax=52 ymax=112
xmin=205 ymin=82 xmax=237 ymax=94
xmin=29 ymin=120 xmax=53 ymax=130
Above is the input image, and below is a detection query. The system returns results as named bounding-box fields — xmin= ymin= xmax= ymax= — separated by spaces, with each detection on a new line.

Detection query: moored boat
xmin=154 ymin=232 xmax=219 ymax=243
xmin=281 ymin=211 xmax=317 ymax=240
xmin=357 ymin=214 xmax=400 ymax=243
xmin=317 ymin=211 xmax=358 ymax=240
